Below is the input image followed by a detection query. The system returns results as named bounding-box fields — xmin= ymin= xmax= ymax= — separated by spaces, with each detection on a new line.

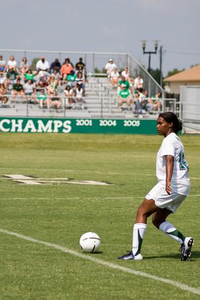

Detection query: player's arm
xmin=165 ymin=155 xmax=174 ymax=195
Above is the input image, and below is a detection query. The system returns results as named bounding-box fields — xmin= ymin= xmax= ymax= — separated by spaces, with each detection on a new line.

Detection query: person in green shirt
xmin=118 ymin=85 xmax=132 ymax=108
xmin=35 ymin=89 xmax=50 ymax=108
xmin=118 ymin=75 xmax=130 ymax=93
xmin=11 ymin=78 xmax=25 ymax=102
xmin=5 ymin=68 xmax=19 ymax=89
xmin=24 ymin=69 xmax=38 ymax=83
xmin=67 ymin=70 xmax=76 ymax=88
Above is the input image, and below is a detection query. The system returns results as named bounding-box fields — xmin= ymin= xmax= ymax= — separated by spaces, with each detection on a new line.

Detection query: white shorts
xmin=145 ymin=182 xmax=187 ymax=213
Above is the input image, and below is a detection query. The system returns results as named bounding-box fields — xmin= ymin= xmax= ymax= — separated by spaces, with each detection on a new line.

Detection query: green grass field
xmin=0 ymin=133 xmax=199 ymax=300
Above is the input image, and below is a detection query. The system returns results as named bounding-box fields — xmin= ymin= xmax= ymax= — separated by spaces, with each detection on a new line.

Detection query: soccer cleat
xmin=181 ymin=237 xmax=194 ymax=261
xmin=117 ymin=251 xmax=143 ymax=260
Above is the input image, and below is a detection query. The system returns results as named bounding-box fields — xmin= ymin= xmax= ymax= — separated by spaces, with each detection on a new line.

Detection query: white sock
xmin=159 ymin=221 xmax=185 ymax=244
xmin=132 ymin=223 xmax=147 ymax=256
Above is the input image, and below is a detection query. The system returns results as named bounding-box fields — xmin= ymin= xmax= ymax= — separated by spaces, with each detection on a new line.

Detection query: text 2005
xmin=123 ymin=120 xmax=140 ymax=127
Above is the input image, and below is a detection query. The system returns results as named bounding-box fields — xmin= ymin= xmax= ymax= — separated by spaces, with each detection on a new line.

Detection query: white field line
xmin=0 ymin=228 xmax=199 ymax=296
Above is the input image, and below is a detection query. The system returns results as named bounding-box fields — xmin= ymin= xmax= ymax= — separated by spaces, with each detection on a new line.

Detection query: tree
xmin=149 ymin=68 xmax=161 ymax=85
xmin=166 ymin=68 xmax=185 ymax=77
xmin=30 ymin=58 xmax=40 ymax=71
xmin=94 ymin=67 xmax=106 ymax=74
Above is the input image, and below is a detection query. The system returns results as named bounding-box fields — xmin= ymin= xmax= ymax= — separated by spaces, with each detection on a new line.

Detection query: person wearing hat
xmin=105 ymin=58 xmax=117 ymax=78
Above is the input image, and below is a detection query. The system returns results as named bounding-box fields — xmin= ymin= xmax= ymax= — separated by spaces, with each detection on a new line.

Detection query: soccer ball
xmin=79 ymin=232 xmax=101 ymax=253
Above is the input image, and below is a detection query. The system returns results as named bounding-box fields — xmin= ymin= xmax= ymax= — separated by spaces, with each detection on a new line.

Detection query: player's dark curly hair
xmin=158 ymin=112 xmax=182 ymax=134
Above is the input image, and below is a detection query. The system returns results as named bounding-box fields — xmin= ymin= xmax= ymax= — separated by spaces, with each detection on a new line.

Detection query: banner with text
xmin=0 ymin=117 xmax=157 ymax=134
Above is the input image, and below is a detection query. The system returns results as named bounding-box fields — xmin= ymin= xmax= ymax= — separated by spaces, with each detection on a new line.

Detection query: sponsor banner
xmin=0 ymin=117 xmax=157 ymax=134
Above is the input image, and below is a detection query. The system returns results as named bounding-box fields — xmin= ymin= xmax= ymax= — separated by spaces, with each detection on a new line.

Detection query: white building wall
xmin=180 ymin=85 xmax=200 ymax=132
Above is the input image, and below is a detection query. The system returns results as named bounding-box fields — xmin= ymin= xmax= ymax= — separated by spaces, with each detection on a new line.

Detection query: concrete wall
xmin=180 ymin=85 xmax=200 ymax=132
xmin=165 ymin=81 xmax=200 ymax=94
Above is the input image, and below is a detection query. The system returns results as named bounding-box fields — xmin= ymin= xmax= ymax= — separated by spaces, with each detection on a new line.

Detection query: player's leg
xmin=152 ymin=208 xmax=186 ymax=243
xmin=152 ymin=209 xmax=194 ymax=260
xmin=118 ymin=199 xmax=159 ymax=260
xmin=132 ymin=199 xmax=159 ymax=255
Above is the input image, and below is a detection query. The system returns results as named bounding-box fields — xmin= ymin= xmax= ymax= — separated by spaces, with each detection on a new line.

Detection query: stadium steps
xmin=0 ymin=77 xmax=157 ymax=120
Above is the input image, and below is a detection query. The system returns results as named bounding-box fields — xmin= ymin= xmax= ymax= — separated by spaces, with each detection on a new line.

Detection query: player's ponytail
xmin=158 ymin=112 xmax=182 ymax=134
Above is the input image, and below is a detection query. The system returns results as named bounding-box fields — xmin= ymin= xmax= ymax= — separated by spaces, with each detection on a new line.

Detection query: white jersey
xmin=156 ymin=132 xmax=190 ymax=195
xmin=105 ymin=62 xmax=117 ymax=74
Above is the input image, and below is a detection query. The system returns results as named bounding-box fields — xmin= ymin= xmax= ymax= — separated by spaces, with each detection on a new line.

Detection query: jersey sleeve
xmin=159 ymin=137 xmax=175 ymax=157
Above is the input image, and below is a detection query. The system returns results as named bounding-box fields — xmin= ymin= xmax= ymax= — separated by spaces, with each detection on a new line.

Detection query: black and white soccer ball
xmin=79 ymin=232 xmax=101 ymax=253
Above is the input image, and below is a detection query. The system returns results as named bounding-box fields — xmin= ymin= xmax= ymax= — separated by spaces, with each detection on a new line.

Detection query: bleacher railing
xmin=0 ymin=94 xmax=177 ymax=119
xmin=0 ymin=49 xmax=166 ymax=119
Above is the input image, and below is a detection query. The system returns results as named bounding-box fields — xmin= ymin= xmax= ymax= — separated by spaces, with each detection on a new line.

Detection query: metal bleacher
xmin=0 ymin=49 xmax=165 ymax=120
xmin=0 ymin=76 xmax=160 ymax=120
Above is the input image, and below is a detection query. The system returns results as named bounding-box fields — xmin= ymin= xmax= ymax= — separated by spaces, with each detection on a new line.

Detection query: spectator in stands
xmin=75 ymin=71 xmax=85 ymax=91
xmin=67 ymin=70 xmax=76 ymax=88
xmin=5 ymin=68 xmax=19 ymax=88
xmin=36 ymin=71 xmax=49 ymax=90
xmin=24 ymin=69 xmax=38 ymax=83
xmin=50 ymin=90 xmax=62 ymax=109
xmin=133 ymin=91 xmax=140 ymax=113
xmin=23 ymin=79 xmax=36 ymax=101
xmin=35 ymin=89 xmax=50 ymax=108
xmin=36 ymin=56 xmax=50 ymax=73
xmin=149 ymin=92 xmax=162 ymax=112
xmin=64 ymin=84 xmax=74 ymax=107
xmin=0 ymin=73 xmax=6 ymax=85
xmin=0 ymin=83 xmax=8 ymax=105
xmin=105 ymin=58 xmax=117 ymax=78
xmin=7 ymin=55 xmax=18 ymax=71
xmin=121 ymin=67 xmax=131 ymax=82
xmin=46 ymin=76 xmax=60 ymax=95
xmin=51 ymin=69 xmax=61 ymax=81
xmin=50 ymin=58 xmax=61 ymax=74
xmin=73 ymin=83 xmax=85 ymax=109
xmin=118 ymin=85 xmax=132 ymax=109
xmin=75 ymin=57 xmax=86 ymax=79
xmin=118 ymin=75 xmax=130 ymax=93
xmin=11 ymin=78 xmax=25 ymax=102
xmin=64 ymin=57 xmax=74 ymax=67
xmin=110 ymin=67 xmax=120 ymax=87
xmin=0 ymin=55 xmax=6 ymax=73
xmin=138 ymin=89 xmax=152 ymax=114
xmin=19 ymin=57 xmax=29 ymax=75
xmin=129 ymin=77 xmax=135 ymax=94
xmin=75 ymin=57 xmax=86 ymax=73
xmin=60 ymin=58 xmax=74 ymax=81
xmin=134 ymin=74 xmax=144 ymax=92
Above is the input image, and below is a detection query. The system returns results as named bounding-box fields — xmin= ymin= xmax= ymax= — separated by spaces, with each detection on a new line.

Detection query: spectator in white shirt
xmin=121 ymin=67 xmax=131 ymax=82
xmin=36 ymin=57 xmax=50 ymax=73
xmin=7 ymin=55 xmax=18 ymax=71
xmin=134 ymin=74 xmax=144 ymax=92
xmin=105 ymin=58 xmax=117 ymax=78
xmin=110 ymin=68 xmax=120 ymax=87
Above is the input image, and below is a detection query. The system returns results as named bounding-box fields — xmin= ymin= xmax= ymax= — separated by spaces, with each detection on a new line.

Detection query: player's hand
xmin=166 ymin=182 xmax=172 ymax=195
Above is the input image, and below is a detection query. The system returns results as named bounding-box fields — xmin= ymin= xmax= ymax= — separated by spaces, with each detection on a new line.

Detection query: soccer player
xmin=118 ymin=112 xmax=194 ymax=261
